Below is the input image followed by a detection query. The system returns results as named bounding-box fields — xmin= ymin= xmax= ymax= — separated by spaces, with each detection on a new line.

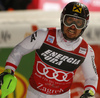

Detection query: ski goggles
xmin=63 ymin=14 xmax=86 ymax=29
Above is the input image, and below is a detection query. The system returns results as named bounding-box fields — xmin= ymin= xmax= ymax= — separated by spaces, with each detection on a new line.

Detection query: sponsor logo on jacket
xmin=41 ymin=49 xmax=81 ymax=66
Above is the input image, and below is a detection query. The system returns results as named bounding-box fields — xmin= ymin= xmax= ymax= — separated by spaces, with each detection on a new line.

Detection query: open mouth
xmin=68 ymin=29 xmax=75 ymax=34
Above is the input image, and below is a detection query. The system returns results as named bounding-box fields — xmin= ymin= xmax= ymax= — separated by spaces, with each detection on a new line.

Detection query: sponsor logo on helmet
xmin=72 ymin=4 xmax=82 ymax=13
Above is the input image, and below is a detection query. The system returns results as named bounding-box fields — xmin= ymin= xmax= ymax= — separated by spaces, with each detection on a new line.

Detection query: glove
xmin=1 ymin=74 xmax=17 ymax=98
xmin=0 ymin=69 xmax=14 ymax=89
xmin=80 ymin=90 xmax=95 ymax=98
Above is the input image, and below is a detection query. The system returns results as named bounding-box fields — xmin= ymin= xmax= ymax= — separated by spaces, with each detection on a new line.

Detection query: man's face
xmin=63 ymin=24 xmax=82 ymax=40
xmin=63 ymin=15 xmax=85 ymax=40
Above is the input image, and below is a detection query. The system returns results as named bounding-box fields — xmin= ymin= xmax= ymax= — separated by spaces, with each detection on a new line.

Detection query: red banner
xmin=27 ymin=0 xmax=100 ymax=11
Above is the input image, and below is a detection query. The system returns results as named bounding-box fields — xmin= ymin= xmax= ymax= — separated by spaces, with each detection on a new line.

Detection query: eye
xmin=66 ymin=17 xmax=73 ymax=23
xmin=76 ymin=20 xmax=83 ymax=26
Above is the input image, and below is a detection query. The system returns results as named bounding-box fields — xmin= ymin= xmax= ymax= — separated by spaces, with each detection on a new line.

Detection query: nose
xmin=70 ymin=24 xmax=76 ymax=29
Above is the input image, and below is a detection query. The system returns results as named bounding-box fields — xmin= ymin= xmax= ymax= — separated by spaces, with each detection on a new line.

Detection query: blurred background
xmin=0 ymin=0 xmax=100 ymax=98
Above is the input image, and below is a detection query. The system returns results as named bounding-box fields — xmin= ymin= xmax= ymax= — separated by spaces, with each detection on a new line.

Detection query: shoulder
xmin=84 ymin=44 xmax=95 ymax=59
xmin=31 ymin=28 xmax=48 ymax=40
xmin=36 ymin=28 xmax=60 ymax=38
xmin=81 ymin=37 xmax=88 ymax=45
xmin=82 ymin=38 xmax=95 ymax=54
xmin=82 ymin=38 xmax=95 ymax=55
xmin=36 ymin=28 xmax=48 ymax=35
xmin=78 ymin=37 xmax=94 ymax=56
xmin=88 ymin=45 xmax=95 ymax=54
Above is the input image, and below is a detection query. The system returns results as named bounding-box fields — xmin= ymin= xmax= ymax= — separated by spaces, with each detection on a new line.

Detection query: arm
xmin=80 ymin=45 xmax=98 ymax=97
xmin=5 ymin=28 xmax=48 ymax=72
xmin=0 ymin=28 xmax=48 ymax=95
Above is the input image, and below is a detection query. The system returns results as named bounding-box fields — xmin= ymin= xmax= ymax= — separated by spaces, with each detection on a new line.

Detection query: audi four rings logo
xmin=36 ymin=61 xmax=74 ymax=82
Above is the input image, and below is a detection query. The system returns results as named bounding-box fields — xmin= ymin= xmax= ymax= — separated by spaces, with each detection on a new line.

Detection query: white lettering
xmin=37 ymin=83 xmax=64 ymax=94
xmin=66 ymin=58 xmax=74 ymax=63
xmin=41 ymin=49 xmax=52 ymax=56
xmin=55 ymin=54 xmax=63 ymax=59
xmin=49 ymin=52 xmax=58 ymax=57
xmin=72 ymin=59 xmax=77 ymax=64
xmin=49 ymin=58 xmax=58 ymax=63
xmin=44 ymin=56 xmax=52 ymax=60
xmin=41 ymin=50 xmax=81 ymax=65
xmin=60 ymin=56 xmax=69 ymax=61
xmin=74 ymin=60 xmax=81 ymax=64
xmin=55 ymin=61 xmax=63 ymax=65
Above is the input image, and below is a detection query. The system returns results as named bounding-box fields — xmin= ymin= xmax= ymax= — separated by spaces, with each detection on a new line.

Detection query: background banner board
xmin=27 ymin=0 xmax=100 ymax=11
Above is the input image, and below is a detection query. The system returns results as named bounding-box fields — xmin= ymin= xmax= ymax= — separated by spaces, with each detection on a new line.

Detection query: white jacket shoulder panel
xmin=6 ymin=28 xmax=48 ymax=67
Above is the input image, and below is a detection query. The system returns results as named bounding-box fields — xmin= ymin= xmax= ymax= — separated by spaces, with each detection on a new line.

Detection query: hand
xmin=80 ymin=90 xmax=95 ymax=98
xmin=0 ymin=69 xmax=14 ymax=89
